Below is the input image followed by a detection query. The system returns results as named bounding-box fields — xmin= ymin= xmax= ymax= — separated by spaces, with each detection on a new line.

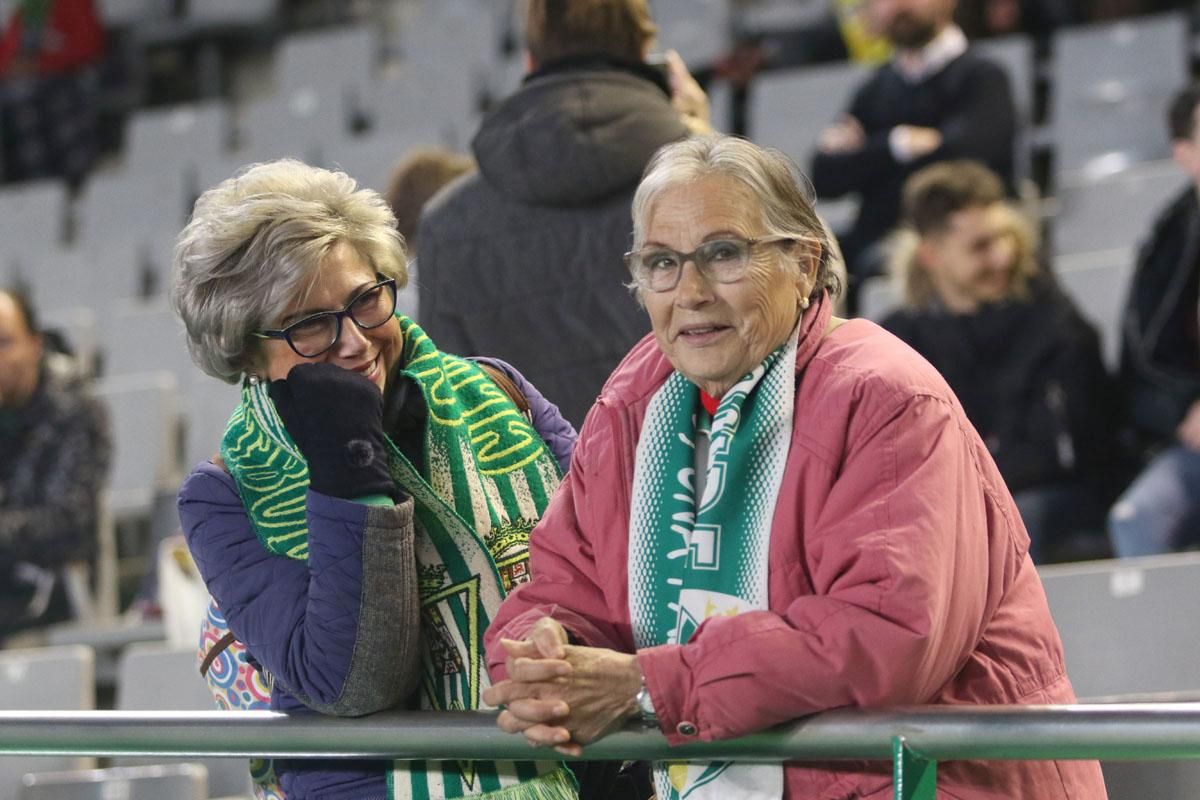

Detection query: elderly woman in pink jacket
xmin=481 ymin=135 xmax=1107 ymax=800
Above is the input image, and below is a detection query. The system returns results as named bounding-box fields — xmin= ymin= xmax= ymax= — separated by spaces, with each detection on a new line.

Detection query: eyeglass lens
xmin=633 ymin=239 xmax=752 ymax=291
xmin=287 ymin=281 xmax=396 ymax=357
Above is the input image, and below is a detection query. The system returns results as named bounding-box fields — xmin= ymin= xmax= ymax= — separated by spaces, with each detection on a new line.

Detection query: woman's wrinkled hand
xmin=482 ymin=617 xmax=643 ymax=756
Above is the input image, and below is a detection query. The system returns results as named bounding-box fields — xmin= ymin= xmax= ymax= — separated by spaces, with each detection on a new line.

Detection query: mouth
xmin=676 ymin=324 xmax=732 ymax=344
xmin=352 ymin=353 xmax=382 ymax=382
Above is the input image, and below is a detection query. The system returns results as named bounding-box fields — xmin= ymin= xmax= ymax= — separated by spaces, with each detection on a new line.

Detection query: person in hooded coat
xmin=416 ymin=0 xmax=710 ymax=428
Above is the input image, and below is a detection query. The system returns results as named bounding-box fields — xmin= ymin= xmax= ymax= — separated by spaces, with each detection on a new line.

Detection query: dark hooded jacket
xmin=417 ymin=57 xmax=690 ymax=427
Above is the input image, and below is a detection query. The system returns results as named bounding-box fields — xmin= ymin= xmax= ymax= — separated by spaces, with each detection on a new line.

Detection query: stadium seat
xmin=974 ymin=34 xmax=1034 ymax=181
xmin=1051 ymin=12 xmax=1189 ymax=177
xmin=746 ymin=61 xmax=871 ymax=168
xmin=651 ymin=0 xmax=733 ymax=68
xmin=20 ymin=764 xmax=207 ymax=800
xmin=114 ymin=643 xmax=253 ymax=799
xmin=0 ymin=645 xmax=95 ymax=800
xmin=1053 ymin=248 xmax=1134 ymax=369
xmin=857 ymin=274 xmax=902 ymax=323
xmin=1054 ymin=160 xmax=1185 ymax=256
xmin=0 ymin=180 xmax=67 ymax=281
xmin=124 ymin=102 xmax=232 ymax=177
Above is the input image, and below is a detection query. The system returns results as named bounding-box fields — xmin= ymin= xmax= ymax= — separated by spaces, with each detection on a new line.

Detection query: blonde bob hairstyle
xmin=629 ymin=135 xmax=840 ymax=304
xmin=171 ymin=159 xmax=408 ymax=383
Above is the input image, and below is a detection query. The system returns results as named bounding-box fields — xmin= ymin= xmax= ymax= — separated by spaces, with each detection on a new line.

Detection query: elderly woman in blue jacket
xmin=171 ymin=160 xmax=578 ymax=800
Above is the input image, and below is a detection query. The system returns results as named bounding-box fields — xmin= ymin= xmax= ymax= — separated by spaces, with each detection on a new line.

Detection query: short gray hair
xmin=171 ymin=159 xmax=408 ymax=383
xmin=630 ymin=135 xmax=840 ymax=302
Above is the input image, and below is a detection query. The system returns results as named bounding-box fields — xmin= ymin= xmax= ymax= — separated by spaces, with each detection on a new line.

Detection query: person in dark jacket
xmin=417 ymin=0 xmax=711 ymax=428
xmin=810 ymin=0 xmax=1016 ymax=293
xmin=0 ymin=286 xmax=110 ymax=640
xmin=171 ymin=160 xmax=579 ymax=800
xmin=882 ymin=161 xmax=1112 ymax=562
xmin=1108 ymin=84 xmax=1200 ymax=557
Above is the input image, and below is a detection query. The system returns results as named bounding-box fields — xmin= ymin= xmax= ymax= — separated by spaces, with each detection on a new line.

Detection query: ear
xmin=915 ymin=236 xmax=942 ymax=275
xmin=522 ymin=49 xmax=536 ymax=74
xmin=1171 ymin=140 xmax=1194 ymax=172
xmin=789 ymin=240 xmax=821 ymax=300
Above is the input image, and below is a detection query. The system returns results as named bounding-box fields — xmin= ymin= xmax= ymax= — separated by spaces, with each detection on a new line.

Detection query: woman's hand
xmin=482 ymin=618 xmax=643 ymax=756
xmin=268 ymin=362 xmax=399 ymax=501
xmin=665 ymin=49 xmax=713 ymax=135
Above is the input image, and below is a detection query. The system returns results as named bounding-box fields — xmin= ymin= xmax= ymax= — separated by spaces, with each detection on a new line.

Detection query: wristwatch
xmin=635 ymin=677 xmax=658 ymax=727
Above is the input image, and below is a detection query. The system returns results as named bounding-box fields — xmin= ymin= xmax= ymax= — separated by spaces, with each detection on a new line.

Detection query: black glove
xmin=268 ymin=362 xmax=398 ymax=501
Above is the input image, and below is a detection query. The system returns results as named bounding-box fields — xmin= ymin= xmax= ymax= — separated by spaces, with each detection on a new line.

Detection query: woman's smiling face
xmin=259 ymin=240 xmax=402 ymax=391
xmin=641 ymin=174 xmax=813 ymax=397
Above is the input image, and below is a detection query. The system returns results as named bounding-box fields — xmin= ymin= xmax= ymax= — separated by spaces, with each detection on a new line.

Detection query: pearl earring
xmin=799 ymin=296 xmax=811 ymax=310
xmin=248 ymin=374 xmax=261 ymax=386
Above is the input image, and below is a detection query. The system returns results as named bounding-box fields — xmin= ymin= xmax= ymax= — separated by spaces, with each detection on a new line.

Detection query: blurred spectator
xmin=718 ymin=0 xmax=891 ymax=83
xmin=810 ymin=0 xmax=1016 ymax=303
xmin=883 ymin=161 xmax=1112 ymax=562
xmin=1108 ymin=84 xmax=1200 ymax=558
xmin=418 ymin=0 xmax=710 ymax=428
xmin=385 ymin=148 xmax=476 ymax=248
xmin=0 ymin=287 xmax=110 ymax=641
xmin=384 ymin=147 xmax=476 ymax=321
xmin=954 ymin=0 xmax=1076 ymax=39
xmin=0 ymin=0 xmax=104 ymax=185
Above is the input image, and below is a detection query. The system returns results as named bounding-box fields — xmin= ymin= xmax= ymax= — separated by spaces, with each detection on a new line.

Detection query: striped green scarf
xmin=628 ymin=326 xmax=799 ymax=800
xmin=221 ymin=315 xmax=577 ymax=800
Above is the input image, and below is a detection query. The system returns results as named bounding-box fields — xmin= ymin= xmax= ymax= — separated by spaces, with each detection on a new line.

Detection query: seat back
xmin=1051 ymin=12 xmax=1188 ymax=176
xmin=1039 ymin=553 xmax=1200 ymax=699
xmin=1054 ymin=161 xmax=1184 ymax=255
xmin=20 ymin=764 xmax=207 ymax=800
xmin=1053 ymin=248 xmax=1135 ymax=369
xmin=114 ymin=643 xmax=253 ymax=798
xmin=0 ymin=645 xmax=95 ymax=800
xmin=747 ymin=61 xmax=871 ymax=168
xmin=94 ymin=371 xmax=182 ymax=520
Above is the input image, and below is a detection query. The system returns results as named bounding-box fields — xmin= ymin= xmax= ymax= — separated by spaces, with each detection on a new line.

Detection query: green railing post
xmin=893 ymin=735 xmax=937 ymax=800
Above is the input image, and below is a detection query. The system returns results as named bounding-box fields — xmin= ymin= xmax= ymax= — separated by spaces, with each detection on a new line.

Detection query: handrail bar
xmin=4 ymin=704 xmax=1200 ymax=762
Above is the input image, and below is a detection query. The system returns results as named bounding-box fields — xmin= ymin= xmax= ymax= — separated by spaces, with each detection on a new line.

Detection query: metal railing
xmin=4 ymin=704 xmax=1200 ymax=799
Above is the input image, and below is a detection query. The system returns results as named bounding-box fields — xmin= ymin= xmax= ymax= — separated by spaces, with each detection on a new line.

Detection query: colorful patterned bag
xmin=197 ymin=599 xmax=285 ymax=800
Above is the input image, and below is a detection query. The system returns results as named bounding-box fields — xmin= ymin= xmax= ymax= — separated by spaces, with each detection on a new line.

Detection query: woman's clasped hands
xmin=481 ymin=617 xmax=644 ymax=756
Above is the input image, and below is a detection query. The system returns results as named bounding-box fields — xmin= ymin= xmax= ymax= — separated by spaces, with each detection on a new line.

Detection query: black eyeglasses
xmin=254 ymin=278 xmax=398 ymax=358
xmin=624 ymin=236 xmax=795 ymax=292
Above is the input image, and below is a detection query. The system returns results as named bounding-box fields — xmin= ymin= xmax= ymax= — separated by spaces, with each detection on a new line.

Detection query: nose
xmin=331 ymin=315 xmax=371 ymax=358
xmin=673 ymin=259 xmax=715 ymax=308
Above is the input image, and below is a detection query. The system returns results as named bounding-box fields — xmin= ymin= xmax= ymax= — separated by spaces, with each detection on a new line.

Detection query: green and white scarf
xmin=221 ymin=315 xmax=577 ymax=800
xmin=628 ymin=325 xmax=800 ymax=800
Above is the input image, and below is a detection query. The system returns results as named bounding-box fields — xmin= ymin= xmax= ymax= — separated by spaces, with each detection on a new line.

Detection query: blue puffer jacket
xmin=179 ymin=361 xmax=576 ymax=800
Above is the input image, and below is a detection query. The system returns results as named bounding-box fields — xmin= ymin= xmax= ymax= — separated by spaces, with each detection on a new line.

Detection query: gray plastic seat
xmin=94 ymin=370 xmax=182 ymax=522
xmin=1053 ymin=248 xmax=1134 ymax=369
xmin=856 ymin=274 xmax=902 ymax=323
xmin=653 ymin=0 xmax=733 ymax=68
xmin=0 ymin=180 xmax=68 ymax=281
xmin=21 ymin=764 xmax=207 ymax=800
xmin=0 ymin=645 xmax=95 ymax=800
xmin=1051 ymin=12 xmax=1189 ymax=177
xmin=324 ymin=129 xmax=452 ymax=196
xmin=974 ymin=34 xmax=1034 ymax=181
xmin=1040 ymin=553 xmax=1200 ymax=800
xmin=277 ymin=25 xmax=377 ymax=109
xmin=747 ymin=61 xmax=871 ymax=168
xmin=124 ymin=102 xmax=231 ymax=176
xmin=1054 ymin=160 xmax=1184 ymax=256
xmin=114 ymin=643 xmax=253 ymax=799
xmin=236 ymin=93 xmax=347 ymax=165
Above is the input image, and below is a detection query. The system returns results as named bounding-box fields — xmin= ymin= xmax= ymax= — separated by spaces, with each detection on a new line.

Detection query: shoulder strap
xmin=477 ymin=361 xmax=532 ymax=420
